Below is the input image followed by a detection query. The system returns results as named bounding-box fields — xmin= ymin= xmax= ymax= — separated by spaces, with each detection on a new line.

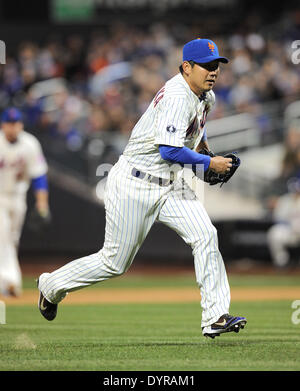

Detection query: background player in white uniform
xmin=267 ymin=178 xmax=300 ymax=267
xmin=0 ymin=108 xmax=49 ymax=297
xmin=37 ymin=39 xmax=247 ymax=338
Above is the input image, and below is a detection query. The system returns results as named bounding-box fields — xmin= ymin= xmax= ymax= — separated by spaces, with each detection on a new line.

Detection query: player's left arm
xmin=195 ymin=130 xmax=210 ymax=153
xmin=27 ymin=174 xmax=51 ymax=233
xmin=26 ymin=136 xmax=51 ymax=229
xmin=195 ymin=91 xmax=215 ymax=153
xmin=32 ymin=174 xmax=50 ymax=217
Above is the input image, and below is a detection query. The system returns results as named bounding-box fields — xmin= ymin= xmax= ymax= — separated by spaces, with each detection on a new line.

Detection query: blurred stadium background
xmin=1 ymin=0 xmax=300 ymax=272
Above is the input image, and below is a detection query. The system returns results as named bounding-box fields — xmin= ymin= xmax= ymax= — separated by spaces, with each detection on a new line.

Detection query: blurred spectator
xmin=64 ymin=35 xmax=86 ymax=82
xmin=264 ymin=122 xmax=300 ymax=210
xmin=267 ymin=178 xmax=300 ymax=267
xmin=278 ymin=122 xmax=300 ymax=186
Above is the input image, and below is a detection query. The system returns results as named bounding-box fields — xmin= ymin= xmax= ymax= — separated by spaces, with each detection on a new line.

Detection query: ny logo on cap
xmin=208 ymin=41 xmax=215 ymax=53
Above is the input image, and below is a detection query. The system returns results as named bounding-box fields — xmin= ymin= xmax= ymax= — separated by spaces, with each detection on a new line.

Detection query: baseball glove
xmin=198 ymin=148 xmax=241 ymax=187
xmin=27 ymin=207 xmax=52 ymax=234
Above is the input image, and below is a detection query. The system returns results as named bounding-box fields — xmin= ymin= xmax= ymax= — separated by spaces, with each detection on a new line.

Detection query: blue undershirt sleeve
xmin=159 ymin=145 xmax=211 ymax=172
xmin=32 ymin=174 xmax=48 ymax=191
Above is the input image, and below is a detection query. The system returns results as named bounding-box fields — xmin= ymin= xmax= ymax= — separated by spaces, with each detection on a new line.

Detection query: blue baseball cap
xmin=183 ymin=38 xmax=229 ymax=64
xmin=1 ymin=107 xmax=23 ymax=122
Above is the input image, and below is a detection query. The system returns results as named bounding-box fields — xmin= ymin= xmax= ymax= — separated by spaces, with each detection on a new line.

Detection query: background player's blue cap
xmin=183 ymin=38 xmax=229 ymax=64
xmin=1 ymin=107 xmax=23 ymax=122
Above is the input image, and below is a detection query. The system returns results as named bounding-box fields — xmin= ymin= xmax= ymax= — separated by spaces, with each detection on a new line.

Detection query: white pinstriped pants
xmin=39 ymin=156 xmax=230 ymax=327
xmin=0 ymin=197 xmax=25 ymax=296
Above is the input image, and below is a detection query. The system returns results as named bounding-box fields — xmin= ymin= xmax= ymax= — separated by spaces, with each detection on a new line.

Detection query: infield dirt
xmin=2 ymin=286 xmax=300 ymax=305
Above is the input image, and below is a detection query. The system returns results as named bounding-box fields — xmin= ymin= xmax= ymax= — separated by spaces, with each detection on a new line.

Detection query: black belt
xmin=131 ymin=168 xmax=174 ymax=187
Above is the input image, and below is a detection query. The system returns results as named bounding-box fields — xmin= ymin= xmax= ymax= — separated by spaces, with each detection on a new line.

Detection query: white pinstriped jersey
xmin=123 ymin=73 xmax=215 ymax=179
xmin=0 ymin=130 xmax=48 ymax=197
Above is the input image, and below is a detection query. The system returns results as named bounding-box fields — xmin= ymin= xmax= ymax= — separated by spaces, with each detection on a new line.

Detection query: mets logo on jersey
xmin=166 ymin=125 xmax=177 ymax=133
xmin=208 ymin=41 xmax=215 ymax=53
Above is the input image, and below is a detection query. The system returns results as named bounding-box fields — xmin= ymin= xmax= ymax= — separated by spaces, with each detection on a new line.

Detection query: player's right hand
xmin=209 ymin=156 xmax=232 ymax=174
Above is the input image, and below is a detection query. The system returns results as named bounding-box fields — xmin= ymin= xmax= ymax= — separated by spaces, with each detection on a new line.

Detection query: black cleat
xmin=37 ymin=278 xmax=57 ymax=321
xmin=202 ymin=313 xmax=247 ymax=338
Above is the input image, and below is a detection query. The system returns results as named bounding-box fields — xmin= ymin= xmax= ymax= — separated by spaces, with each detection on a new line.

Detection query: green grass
xmin=1 ymin=299 xmax=300 ymax=371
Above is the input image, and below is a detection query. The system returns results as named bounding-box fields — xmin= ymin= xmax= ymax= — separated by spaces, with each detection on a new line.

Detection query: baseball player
xmin=267 ymin=178 xmax=300 ymax=267
xmin=0 ymin=108 xmax=50 ymax=297
xmin=37 ymin=39 xmax=247 ymax=338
